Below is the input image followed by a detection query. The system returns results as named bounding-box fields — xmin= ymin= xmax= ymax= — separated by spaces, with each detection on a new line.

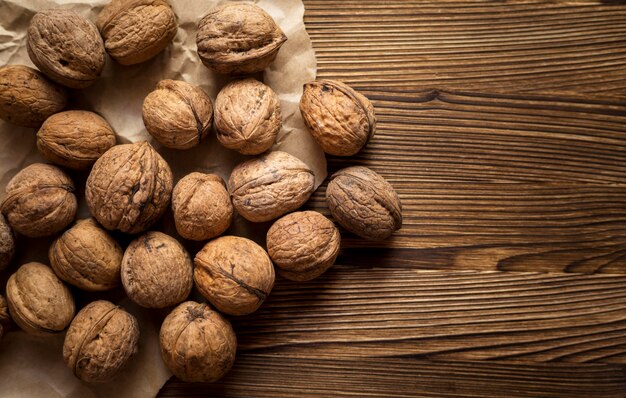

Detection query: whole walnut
xmin=97 ymin=0 xmax=177 ymax=65
xmin=142 ymin=80 xmax=213 ymax=149
xmin=1 ymin=163 xmax=77 ymax=238
xmin=196 ymin=3 xmax=287 ymax=75
xmin=86 ymin=141 xmax=173 ymax=234
xmin=214 ymin=78 xmax=281 ymax=155
xmin=49 ymin=219 xmax=122 ymax=291
xmin=172 ymin=173 xmax=233 ymax=241
xmin=194 ymin=236 xmax=275 ymax=316
xmin=37 ymin=110 xmax=117 ymax=170
xmin=6 ymin=262 xmax=75 ymax=335
xmin=229 ymin=151 xmax=315 ymax=222
xmin=267 ymin=211 xmax=340 ymax=281
xmin=0 ymin=294 xmax=10 ymax=340
xmin=0 ymin=65 xmax=67 ymax=128
xmin=27 ymin=9 xmax=106 ymax=88
xmin=300 ymin=79 xmax=376 ymax=156
xmin=63 ymin=300 xmax=139 ymax=383
xmin=0 ymin=214 xmax=15 ymax=272
xmin=326 ymin=166 xmax=402 ymax=240
xmin=160 ymin=301 xmax=236 ymax=382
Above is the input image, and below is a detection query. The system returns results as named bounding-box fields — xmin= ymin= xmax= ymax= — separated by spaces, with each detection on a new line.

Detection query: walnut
xmin=214 ymin=78 xmax=281 ymax=155
xmin=229 ymin=151 xmax=315 ymax=222
xmin=5 ymin=262 xmax=75 ymax=335
xmin=300 ymin=79 xmax=376 ymax=156
xmin=96 ymin=0 xmax=177 ymax=66
xmin=172 ymin=173 xmax=233 ymax=241
xmin=0 ymin=65 xmax=67 ymax=128
xmin=86 ymin=141 xmax=173 ymax=234
xmin=196 ymin=3 xmax=287 ymax=75
xmin=27 ymin=9 xmax=106 ymax=88
xmin=0 ymin=294 xmax=10 ymax=340
xmin=0 ymin=214 xmax=15 ymax=272
xmin=142 ymin=80 xmax=213 ymax=149
xmin=1 ymin=163 xmax=77 ymax=238
xmin=267 ymin=211 xmax=340 ymax=281
xmin=159 ymin=301 xmax=236 ymax=382
xmin=63 ymin=300 xmax=139 ymax=383
xmin=194 ymin=236 xmax=274 ymax=316
xmin=326 ymin=166 xmax=402 ymax=240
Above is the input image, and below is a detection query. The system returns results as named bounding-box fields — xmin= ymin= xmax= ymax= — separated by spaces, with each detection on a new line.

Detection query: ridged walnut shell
xmin=196 ymin=3 xmax=287 ymax=75
xmin=300 ymin=79 xmax=376 ymax=156
xmin=229 ymin=151 xmax=315 ymax=222
xmin=194 ymin=236 xmax=275 ymax=316
xmin=0 ymin=65 xmax=67 ymax=128
xmin=172 ymin=173 xmax=233 ymax=241
xmin=63 ymin=300 xmax=139 ymax=383
xmin=49 ymin=219 xmax=122 ymax=291
xmin=160 ymin=301 xmax=236 ymax=382
xmin=121 ymin=231 xmax=192 ymax=308
xmin=0 ymin=214 xmax=15 ymax=272
xmin=6 ymin=262 xmax=75 ymax=335
xmin=142 ymin=79 xmax=213 ymax=149
xmin=27 ymin=9 xmax=106 ymax=88
xmin=97 ymin=0 xmax=177 ymax=65
xmin=326 ymin=166 xmax=402 ymax=240
xmin=1 ymin=163 xmax=77 ymax=238
xmin=267 ymin=211 xmax=340 ymax=281
xmin=86 ymin=141 xmax=173 ymax=234
xmin=0 ymin=294 xmax=10 ymax=340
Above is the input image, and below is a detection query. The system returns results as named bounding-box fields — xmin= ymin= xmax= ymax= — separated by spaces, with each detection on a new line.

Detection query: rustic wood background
xmin=160 ymin=1 xmax=626 ymax=396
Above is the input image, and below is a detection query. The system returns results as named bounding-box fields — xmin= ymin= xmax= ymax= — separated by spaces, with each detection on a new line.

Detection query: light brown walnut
xmin=0 ymin=214 xmax=15 ymax=272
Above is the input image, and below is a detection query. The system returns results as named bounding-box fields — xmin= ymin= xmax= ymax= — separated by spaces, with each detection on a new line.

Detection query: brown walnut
xmin=0 ymin=294 xmax=10 ymax=340
xmin=0 ymin=214 xmax=15 ymax=272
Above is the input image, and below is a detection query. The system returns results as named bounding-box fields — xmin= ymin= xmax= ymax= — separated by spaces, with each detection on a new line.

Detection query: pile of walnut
xmin=0 ymin=0 xmax=402 ymax=385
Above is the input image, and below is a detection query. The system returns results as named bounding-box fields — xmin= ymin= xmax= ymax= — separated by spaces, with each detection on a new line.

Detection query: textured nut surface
xmin=229 ymin=151 xmax=315 ymax=222
xmin=27 ymin=9 xmax=106 ymax=88
xmin=1 ymin=163 xmax=77 ymax=238
xmin=172 ymin=173 xmax=233 ymax=241
xmin=6 ymin=262 xmax=75 ymax=335
xmin=63 ymin=300 xmax=139 ymax=383
xmin=196 ymin=3 xmax=287 ymax=74
xmin=0 ymin=214 xmax=15 ymax=272
xmin=97 ymin=0 xmax=177 ymax=65
xmin=160 ymin=301 xmax=236 ymax=382
xmin=214 ymin=78 xmax=281 ymax=155
xmin=194 ymin=236 xmax=275 ymax=316
xmin=86 ymin=141 xmax=173 ymax=234
xmin=300 ymin=79 xmax=376 ymax=156
xmin=0 ymin=294 xmax=9 ymax=340
xmin=142 ymin=80 xmax=213 ymax=149
xmin=267 ymin=211 xmax=340 ymax=281
xmin=326 ymin=166 xmax=402 ymax=240
xmin=37 ymin=110 xmax=117 ymax=170
xmin=0 ymin=65 xmax=67 ymax=128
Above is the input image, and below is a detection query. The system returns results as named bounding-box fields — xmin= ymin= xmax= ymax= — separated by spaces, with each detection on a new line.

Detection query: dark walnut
xmin=326 ymin=166 xmax=402 ymax=240
xmin=196 ymin=2 xmax=287 ymax=75
xmin=300 ymin=79 xmax=376 ymax=156
xmin=194 ymin=236 xmax=275 ymax=316
xmin=0 ymin=65 xmax=67 ymax=128
xmin=0 ymin=294 xmax=10 ymax=340
xmin=27 ymin=9 xmax=106 ymax=88
xmin=0 ymin=214 xmax=15 ymax=272
xmin=86 ymin=141 xmax=173 ymax=234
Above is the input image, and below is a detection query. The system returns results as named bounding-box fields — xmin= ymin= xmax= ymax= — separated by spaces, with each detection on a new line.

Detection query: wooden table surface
xmin=160 ymin=1 xmax=626 ymax=396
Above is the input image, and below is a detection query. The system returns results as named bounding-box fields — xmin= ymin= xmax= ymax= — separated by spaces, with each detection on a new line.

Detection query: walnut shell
xmin=196 ymin=3 xmax=287 ymax=75
xmin=214 ymin=78 xmax=281 ymax=155
xmin=1 ymin=163 xmax=77 ymax=238
xmin=300 ymin=79 xmax=376 ymax=156
xmin=172 ymin=173 xmax=233 ymax=241
xmin=0 ymin=214 xmax=15 ymax=272
xmin=86 ymin=141 xmax=173 ymax=234
xmin=97 ymin=0 xmax=177 ymax=65
xmin=142 ymin=80 xmax=213 ymax=149
xmin=6 ymin=262 xmax=75 ymax=335
xmin=160 ymin=301 xmax=236 ymax=382
xmin=194 ymin=236 xmax=275 ymax=316
xmin=27 ymin=9 xmax=106 ymax=88
xmin=63 ymin=300 xmax=139 ymax=383
xmin=0 ymin=294 xmax=10 ymax=340
xmin=267 ymin=211 xmax=340 ymax=281
xmin=0 ymin=65 xmax=67 ymax=128
xmin=229 ymin=151 xmax=315 ymax=222
xmin=326 ymin=166 xmax=402 ymax=240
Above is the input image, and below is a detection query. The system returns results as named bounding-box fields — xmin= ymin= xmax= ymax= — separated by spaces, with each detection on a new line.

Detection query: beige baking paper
xmin=0 ymin=0 xmax=321 ymax=397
